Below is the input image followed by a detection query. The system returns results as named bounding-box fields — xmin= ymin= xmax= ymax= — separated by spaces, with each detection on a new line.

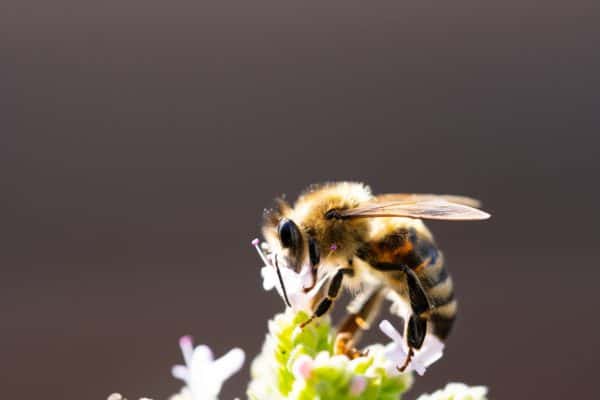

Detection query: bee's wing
xmin=340 ymin=198 xmax=491 ymax=221
xmin=374 ymin=193 xmax=482 ymax=208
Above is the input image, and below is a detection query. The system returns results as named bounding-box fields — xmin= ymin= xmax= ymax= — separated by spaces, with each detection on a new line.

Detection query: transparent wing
xmin=339 ymin=198 xmax=491 ymax=221
xmin=374 ymin=193 xmax=482 ymax=208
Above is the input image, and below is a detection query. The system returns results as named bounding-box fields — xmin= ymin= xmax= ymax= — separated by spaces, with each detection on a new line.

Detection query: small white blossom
xmin=416 ymin=383 xmax=488 ymax=400
xmin=171 ymin=335 xmax=244 ymax=400
xmin=291 ymin=354 xmax=314 ymax=380
xmin=379 ymin=319 xmax=444 ymax=376
xmin=253 ymin=239 xmax=328 ymax=312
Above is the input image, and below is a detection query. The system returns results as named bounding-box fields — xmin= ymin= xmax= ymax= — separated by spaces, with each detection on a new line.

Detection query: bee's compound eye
xmin=278 ymin=218 xmax=300 ymax=249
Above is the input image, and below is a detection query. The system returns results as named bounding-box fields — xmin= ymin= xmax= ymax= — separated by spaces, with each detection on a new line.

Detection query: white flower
xmin=253 ymin=239 xmax=328 ymax=312
xmin=171 ymin=335 xmax=245 ymax=400
xmin=416 ymin=383 xmax=488 ymax=400
xmin=379 ymin=320 xmax=444 ymax=376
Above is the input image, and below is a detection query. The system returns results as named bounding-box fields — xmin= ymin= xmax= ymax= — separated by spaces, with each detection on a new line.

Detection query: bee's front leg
xmin=299 ymin=267 xmax=353 ymax=328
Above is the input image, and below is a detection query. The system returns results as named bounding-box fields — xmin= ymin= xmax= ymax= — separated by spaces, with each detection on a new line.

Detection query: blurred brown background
xmin=2 ymin=0 xmax=599 ymax=399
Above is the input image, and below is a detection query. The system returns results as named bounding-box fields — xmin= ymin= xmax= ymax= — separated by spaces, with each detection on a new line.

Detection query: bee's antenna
xmin=273 ymin=254 xmax=292 ymax=308
xmin=252 ymin=239 xmax=292 ymax=308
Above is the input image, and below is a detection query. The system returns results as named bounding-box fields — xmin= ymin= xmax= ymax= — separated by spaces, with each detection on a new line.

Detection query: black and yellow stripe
xmin=416 ymin=250 xmax=457 ymax=340
xmin=358 ymin=226 xmax=457 ymax=340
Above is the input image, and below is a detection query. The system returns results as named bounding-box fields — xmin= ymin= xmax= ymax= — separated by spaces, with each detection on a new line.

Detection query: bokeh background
xmin=2 ymin=1 xmax=599 ymax=399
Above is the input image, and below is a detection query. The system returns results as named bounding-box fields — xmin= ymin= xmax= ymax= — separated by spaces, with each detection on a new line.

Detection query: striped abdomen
xmin=359 ymin=226 xmax=457 ymax=340
xmin=414 ymin=247 xmax=457 ymax=339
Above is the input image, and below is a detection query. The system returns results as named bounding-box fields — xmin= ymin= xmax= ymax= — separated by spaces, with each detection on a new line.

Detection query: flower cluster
xmin=106 ymin=240 xmax=490 ymax=400
xmin=247 ymin=309 xmax=413 ymax=400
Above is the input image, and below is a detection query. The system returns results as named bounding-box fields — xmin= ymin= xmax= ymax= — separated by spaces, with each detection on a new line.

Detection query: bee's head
xmin=262 ymin=201 xmax=320 ymax=273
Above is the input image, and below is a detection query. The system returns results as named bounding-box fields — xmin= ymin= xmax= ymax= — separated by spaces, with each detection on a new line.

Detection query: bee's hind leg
xmin=396 ymin=314 xmax=427 ymax=371
xmin=334 ymin=285 xmax=385 ymax=358
xmin=397 ymin=266 xmax=430 ymax=371
xmin=300 ymin=268 xmax=353 ymax=328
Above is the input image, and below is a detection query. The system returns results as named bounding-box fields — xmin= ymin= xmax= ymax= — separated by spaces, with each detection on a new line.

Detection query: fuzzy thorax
xmin=290 ymin=182 xmax=373 ymax=261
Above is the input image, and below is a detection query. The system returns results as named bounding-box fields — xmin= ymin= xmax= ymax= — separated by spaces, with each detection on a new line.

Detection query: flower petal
xmin=190 ymin=345 xmax=214 ymax=371
xmin=171 ymin=364 xmax=189 ymax=381
xmin=179 ymin=335 xmax=194 ymax=366
xmin=379 ymin=320 xmax=403 ymax=343
xmin=411 ymin=360 xmax=427 ymax=376
xmin=413 ymin=334 xmax=444 ymax=371
xmin=261 ymin=266 xmax=277 ymax=291
xmin=384 ymin=343 xmax=407 ymax=361
xmin=213 ymin=348 xmax=245 ymax=381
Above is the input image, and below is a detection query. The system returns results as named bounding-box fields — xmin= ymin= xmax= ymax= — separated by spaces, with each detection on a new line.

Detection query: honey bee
xmin=259 ymin=182 xmax=490 ymax=369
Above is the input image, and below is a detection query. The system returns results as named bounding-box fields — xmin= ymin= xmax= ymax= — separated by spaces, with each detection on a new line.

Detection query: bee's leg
xmin=299 ymin=268 xmax=353 ymax=329
xmin=396 ymin=267 xmax=430 ymax=371
xmin=404 ymin=266 xmax=431 ymax=323
xmin=404 ymin=267 xmax=430 ymax=347
xmin=396 ymin=314 xmax=427 ymax=371
xmin=335 ymin=285 xmax=385 ymax=358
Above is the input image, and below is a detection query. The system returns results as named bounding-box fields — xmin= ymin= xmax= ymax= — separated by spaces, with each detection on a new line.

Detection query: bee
xmin=259 ymin=182 xmax=490 ymax=369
